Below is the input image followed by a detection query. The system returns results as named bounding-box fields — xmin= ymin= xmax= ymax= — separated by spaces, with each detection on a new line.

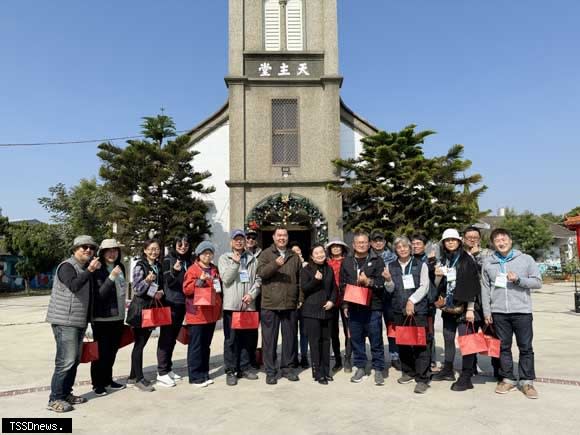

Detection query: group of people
xmin=45 ymin=224 xmax=541 ymax=412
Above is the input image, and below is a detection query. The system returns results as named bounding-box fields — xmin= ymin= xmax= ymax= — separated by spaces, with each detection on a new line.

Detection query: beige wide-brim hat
xmin=98 ymin=238 xmax=124 ymax=256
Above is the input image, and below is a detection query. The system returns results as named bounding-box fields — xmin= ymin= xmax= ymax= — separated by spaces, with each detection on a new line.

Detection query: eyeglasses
xmin=246 ymin=236 xmax=257 ymax=240
xmin=80 ymin=245 xmax=95 ymax=251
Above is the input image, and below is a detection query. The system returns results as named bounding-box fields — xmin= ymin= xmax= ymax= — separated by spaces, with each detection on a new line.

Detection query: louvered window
xmin=264 ymin=0 xmax=281 ymax=51
xmin=272 ymin=99 xmax=299 ymax=165
xmin=286 ymin=0 xmax=304 ymax=51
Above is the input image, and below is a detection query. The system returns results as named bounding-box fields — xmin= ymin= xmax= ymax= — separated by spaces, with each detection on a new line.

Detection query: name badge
xmin=213 ymin=278 xmax=222 ymax=293
xmin=446 ymin=267 xmax=457 ymax=282
xmin=495 ymin=273 xmax=508 ymax=288
xmin=403 ymin=274 xmax=415 ymax=290
xmin=146 ymin=283 xmax=159 ymax=297
xmin=239 ymin=270 xmax=250 ymax=283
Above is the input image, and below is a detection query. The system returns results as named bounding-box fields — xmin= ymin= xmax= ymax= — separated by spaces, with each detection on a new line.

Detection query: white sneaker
xmin=156 ymin=373 xmax=176 ymax=388
xmin=168 ymin=371 xmax=182 ymax=381
xmin=205 ymin=378 xmax=214 ymax=385
xmin=192 ymin=381 xmax=207 ymax=388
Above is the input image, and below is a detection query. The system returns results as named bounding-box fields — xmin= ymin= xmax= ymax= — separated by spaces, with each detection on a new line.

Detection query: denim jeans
xmin=49 ymin=324 xmax=85 ymax=402
xmin=382 ymin=293 xmax=399 ymax=358
xmin=493 ymin=313 xmax=535 ymax=385
xmin=294 ymin=310 xmax=309 ymax=361
xmin=349 ymin=309 xmax=385 ymax=371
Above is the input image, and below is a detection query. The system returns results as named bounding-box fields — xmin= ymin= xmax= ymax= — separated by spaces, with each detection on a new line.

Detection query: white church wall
xmin=190 ymin=123 xmax=231 ymax=256
xmin=340 ymin=121 xmax=364 ymax=160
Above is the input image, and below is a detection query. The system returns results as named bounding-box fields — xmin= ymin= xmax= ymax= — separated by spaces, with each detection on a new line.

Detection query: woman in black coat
xmin=431 ymin=229 xmax=481 ymax=391
xmin=300 ymin=244 xmax=337 ymax=385
xmin=91 ymin=239 xmax=128 ymax=396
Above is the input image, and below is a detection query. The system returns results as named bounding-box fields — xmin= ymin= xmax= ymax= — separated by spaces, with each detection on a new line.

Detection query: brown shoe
xmin=495 ymin=382 xmax=517 ymax=394
xmin=522 ymin=384 xmax=538 ymax=399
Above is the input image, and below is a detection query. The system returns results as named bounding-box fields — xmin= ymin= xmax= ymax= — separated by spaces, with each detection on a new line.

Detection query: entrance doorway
xmin=259 ymin=227 xmax=312 ymax=254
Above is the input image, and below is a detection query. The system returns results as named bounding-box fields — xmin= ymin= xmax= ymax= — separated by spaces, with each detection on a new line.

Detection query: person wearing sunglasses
xmin=46 ymin=235 xmax=101 ymax=413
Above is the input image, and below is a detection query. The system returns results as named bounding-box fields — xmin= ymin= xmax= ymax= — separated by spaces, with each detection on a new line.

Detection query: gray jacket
xmin=481 ymin=249 xmax=542 ymax=317
xmin=218 ymin=250 xmax=261 ymax=311
xmin=46 ymin=257 xmax=92 ymax=328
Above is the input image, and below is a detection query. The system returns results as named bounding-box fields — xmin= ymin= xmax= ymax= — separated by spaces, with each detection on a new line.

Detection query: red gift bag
xmin=141 ymin=301 xmax=172 ymax=328
xmin=343 ymin=284 xmax=372 ymax=306
xmin=232 ymin=311 xmax=260 ymax=330
xmin=80 ymin=340 xmax=99 ymax=363
xmin=177 ymin=326 xmax=189 ymax=345
xmin=479 ymin=325 xmax=501 ymax=358
xmin=395 ymin=316 xmax=427 ymax=346
xmin=458 ymin=323 xmax=488 ymax=355
xmin=119 ymin=325 xmax=134 ymax=349
xmin=193 ymin=287 xmax=216 ymax=306
xmin=387 ymin=322 xmax=397 ymax=338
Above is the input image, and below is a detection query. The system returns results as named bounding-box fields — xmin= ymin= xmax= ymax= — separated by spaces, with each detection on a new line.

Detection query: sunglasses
xmin=80 ymin=245 xmax=95 ymax=251
xmin=246 ymin=236 xmax=257 ymax=240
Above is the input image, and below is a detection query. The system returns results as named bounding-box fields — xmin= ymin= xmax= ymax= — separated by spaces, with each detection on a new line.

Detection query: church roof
xmin=186 ymin=99 xmax=379 ymax=145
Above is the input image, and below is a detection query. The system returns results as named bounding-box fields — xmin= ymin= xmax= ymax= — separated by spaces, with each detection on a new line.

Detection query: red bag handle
xmin=465 ymin=321 xmax=478 ymax=335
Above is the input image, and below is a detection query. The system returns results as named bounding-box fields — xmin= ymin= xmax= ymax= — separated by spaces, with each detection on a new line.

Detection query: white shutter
xmin=286 ymin=0 xmax=303 ymax=51
xmin=264 ymin=0 xmax=281 ymax=51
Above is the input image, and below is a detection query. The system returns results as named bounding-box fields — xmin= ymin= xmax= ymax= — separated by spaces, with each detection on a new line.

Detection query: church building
xmin=187 ymin=0 xmax=378 ymax=254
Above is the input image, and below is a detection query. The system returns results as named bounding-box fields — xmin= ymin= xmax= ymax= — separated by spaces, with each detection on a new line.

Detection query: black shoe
xmin=226 ymin=373 xmax=238 ymax=386
xmin=344 ymin=358 xmax=353 ymax=373
xmin=451 ymin=376 xmax=474 ymax=392
xmin=397 ymin=374 xmax=414 ymax=384
xmin=432 ymin=362 xmax=456 ymax=382
xmin=326 ymin=376 xmax=334 ymax=382
xmin=266 ymin=375 xmax=277 ymax=385
xmin=283 ymin=371 xmax=300 ymax=382
xmin=93 ymin=387 xmax=108 ymax=396
xmin=108 ymin=381 xmax=126 ymax=391
xmin=332 ymin=363 xmax=343 ymax=373
xmin=318 ymin=378 xmax=328 ymax=385
xmin=300 ymin=356 xmax=310 ymax=369
xmin=391 ymin=359 xmax=402 ymax=371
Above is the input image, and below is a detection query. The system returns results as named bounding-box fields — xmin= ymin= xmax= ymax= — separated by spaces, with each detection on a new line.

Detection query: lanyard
xmin=446 ymin=254 xmax=459 ymax=269
xmin=495 ymin=250 xmax=514 ymax=273
xmin=354 ymin=255 xmax=369 ymax=276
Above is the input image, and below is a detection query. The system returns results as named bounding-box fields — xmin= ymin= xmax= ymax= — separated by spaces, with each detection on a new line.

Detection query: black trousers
xmin=304 ymin=317 xmax=332 ymax=378
xmin=90 ymin=320 xmax=124 ymax=388
xmin=394 ymin=314 xmax=431 ymax=383
xmin=187 ymin=322 xmax=216 ymax=383
xmin=129 ymin=327 xmax=153 ymax=381
xmin=223 ymin=310 xmax=256 ymax=374
xmin=261 ymin=308 xmax=297 ymax=377
xmin=493 ymin=313 xmax=535 ymax=382
xmin=330 ymin=309 xmax=342 ymax=362
xmin=156 ymin=303 xmax=185 ymax=375
xmin=441 ymin=313 xmax=476 ymax=376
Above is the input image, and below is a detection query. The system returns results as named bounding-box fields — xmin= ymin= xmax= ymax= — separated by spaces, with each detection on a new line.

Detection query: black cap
xmin=370 ymin=229 xmax=385 ymax=240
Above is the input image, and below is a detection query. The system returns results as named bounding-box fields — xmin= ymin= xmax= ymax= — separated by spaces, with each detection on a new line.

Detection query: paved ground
xmin=1 ymin=282 xmax=579 ymax=434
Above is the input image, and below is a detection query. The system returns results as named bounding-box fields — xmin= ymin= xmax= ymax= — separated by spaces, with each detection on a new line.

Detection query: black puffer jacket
xmin=162 ymin=252 xmax=192 ymax=305
xmin=300 ymin=262 xmax=337 ymax=320
xmin=340 ymin=251 xmax=386 ymax=311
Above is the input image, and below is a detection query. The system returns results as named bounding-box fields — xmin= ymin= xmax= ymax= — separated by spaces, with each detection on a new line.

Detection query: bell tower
xmin=225 ymin=0 xmax=344 ymax=244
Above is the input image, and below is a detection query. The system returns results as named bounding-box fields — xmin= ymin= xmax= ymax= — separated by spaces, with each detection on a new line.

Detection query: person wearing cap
xmin=341 ymin=231 xmax=387 ymax=386
xmin=325 ymin=238 xmax=350 ymax=372
xmin=370 ymin=229 xmax=400 ymax=371
xmin=125 ymin=239 xmax=164 ymax=392
xmin=432 ymin=228 xmax=481 ymax=392
xmin=218 ymin=229 xmax=261 ymax=386
xmin=384 ymin=236 xmax=431 ymax=394
xmin=90 ymin=239 xmax=127 ymax=396
xmin=156 ymin=235 xmax=193 ymax=388
xmin=46 ymin=235 xmax=101 ymax=412
xmin=183 ymin=240 xmax=223 ymax=387
xmin=257 ymin=226 xmax=302 ymax=385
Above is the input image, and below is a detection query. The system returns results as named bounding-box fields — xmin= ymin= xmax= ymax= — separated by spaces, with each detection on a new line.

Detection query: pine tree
xmin=330 ymin=125 xmax=487 ymax=241
xmin=97 ymin=114 xmax=215 ymax=253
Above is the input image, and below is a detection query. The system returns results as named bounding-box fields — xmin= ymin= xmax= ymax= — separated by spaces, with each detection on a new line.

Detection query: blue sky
xmin=1 ymin=0 xmax=578 ymax=221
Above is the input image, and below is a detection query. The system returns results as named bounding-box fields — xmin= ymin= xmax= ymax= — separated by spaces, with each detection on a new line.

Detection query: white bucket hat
xmin=98 ymin=238 xmax=124 ymax=255
xmin=440 ymin=228 xmax=462 ymax=242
